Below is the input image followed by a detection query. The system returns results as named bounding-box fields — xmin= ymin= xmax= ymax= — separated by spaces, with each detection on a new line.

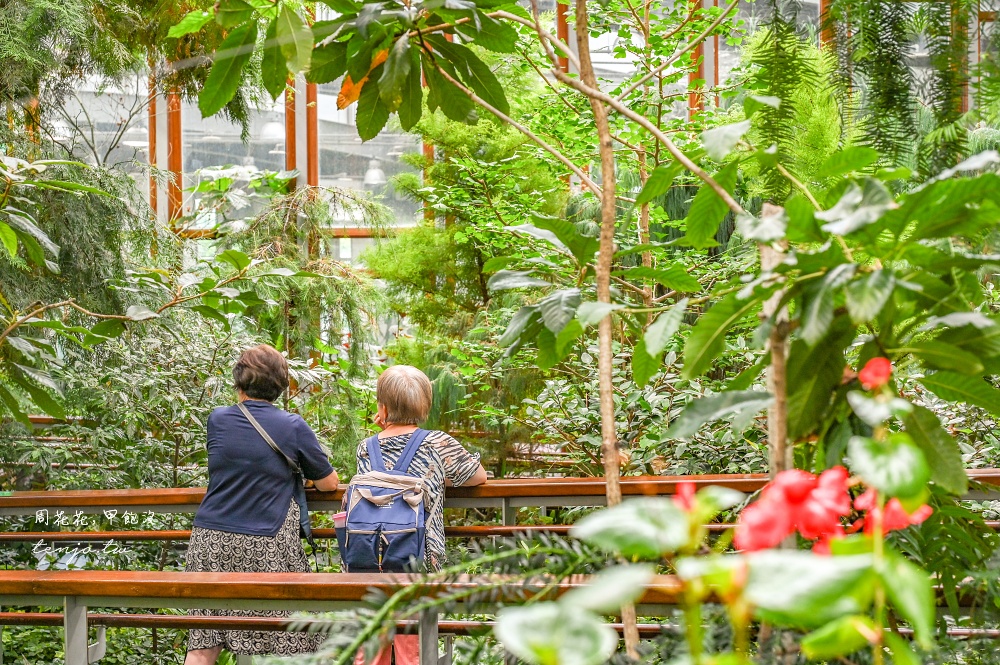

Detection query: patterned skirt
xmin=185 ymin=501 xmax=326 ymax=654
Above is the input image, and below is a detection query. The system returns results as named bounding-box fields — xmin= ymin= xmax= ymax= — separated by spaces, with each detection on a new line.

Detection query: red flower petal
xmin=859 ymin=357 xmax=892 ymax=390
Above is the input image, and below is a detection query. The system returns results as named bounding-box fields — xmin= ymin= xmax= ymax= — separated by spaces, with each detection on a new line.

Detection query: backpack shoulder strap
xmin=365 ymin=434 xmax=388 ymax=473
xmin=393 ymin=429 xmax=429 ymax=475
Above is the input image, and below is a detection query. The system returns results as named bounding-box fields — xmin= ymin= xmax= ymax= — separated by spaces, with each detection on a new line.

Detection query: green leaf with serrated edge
xmin=307 ymin=41 xmax=349 ymax=84
xmin=632 ymin=339 xmax=661 ymax=388
xmin=423 ymin=55 xmax=474 ymax=122
xmin=495 ymin=604 xmax=617 ymax=665
xmin=198 ymin=23 xmax=257 ymax=118
xmin=644 ymin=299 xmax=688 ymax=356
xmin=499 ymin=305 xmax=541 ymax=348
xmin=192 ymin=305 xmax=230 ymax=328
xmin=215 ymin=249 xmax=251 ymax=271
xmin=216 ymin=0 xmax=254 ymax=27
xmin=430 ymin=38 xmax=509 ymax=114
xmin=903 ymin=404 xmax=968 ymax=495
xmin=356 ymin=72 xmax=390 ymax=141
xmin=617 ymin=265 xmax=700 ymax=292
xmin=746 ymin=551 xmax=875 ymax=628
xmin=168 ymin=10 xmax=214 ymax=38
xmin=538 ymin=288 xmax=581 ymax=334
xmin=277 ymin=4 xmax=313 ymax=73
xmin=455 ymin=11 xmax=517 ymax=53
xmin=785 ymin=192 xmax=823 ymax=243
xmin=684 ymin=162 xmax=738 ymax=249
xmin=576 ymin=301 xmax=623 ymax=327
xmin=12 ymin=372 xmax=64 ymax=419
xmin=737 ymin=209 xmax=787 ymax=242
xmin=817 ymin=178 xmax=894 ymax=236
xmin=682 ymin=288 xmax=773 ymax=380
xmin=6 ymin=210 xmax=58 ymax=257
xmin=902 ymin=341 xmax=983 ymax=374
xmin=636 ymin=161 xmax=684 ymax=205
xmin=13 ymin=363 xmax=59 ymax=392
xmin=846 ymin=270 xmax=894 ymax=323
xmin=881 ymin=550 xmax=935 ymax=649
xmin=702 ymin=120 xmax=751 ymax=161
xmin=562 ymin=565 xmax=655 ymax=613
xmin=572 ymin=498 xmax=691 ymax=558
xmin=397 ymin=47 xmax=422 ymax=131
xmin=848 ymin=434 xmax=930 ymax=499
xmin=666 ymin=390 xmax=773 ymax=439
xmin=0 ymin=222 xmax=17 ymax=256
xmin=801 ymin=615 xmax=875 ymax=660
xmin=261 ymin=19 xmax=286 ymax=100
xmin=786 ymin=322 xmax=853 ymax=439
xmin=536 ymin=327 xmax=559 ymax=369
xmin=488 ymin=270 xmax=549 ymax=291
xmin=378 ymin=35 xmax=411 ymax=111
xmin=919 ymin=371 xmax=1000 ymax=416
xmin=555 ymin=318 xmax=583 ymax=356
xmin=816 ymin=147 xmax=880 ymax=179
xmin=884 ymin=631 xmax=920 ymax=665
xmin=0 ymin=382 xmax=30 ymax=425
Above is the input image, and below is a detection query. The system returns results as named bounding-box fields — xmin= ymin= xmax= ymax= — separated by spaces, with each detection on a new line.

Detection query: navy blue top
xmin=193 ymin=401 xmax=334 ymax=537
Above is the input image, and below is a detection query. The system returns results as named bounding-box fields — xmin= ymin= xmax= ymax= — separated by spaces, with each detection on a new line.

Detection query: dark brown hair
xmin=233 ymin=344 xmax=288 ymax=402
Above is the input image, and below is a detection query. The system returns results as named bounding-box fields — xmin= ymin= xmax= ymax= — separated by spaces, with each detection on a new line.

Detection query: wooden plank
xmin=0 ymin=570 xmax=684 ymax=606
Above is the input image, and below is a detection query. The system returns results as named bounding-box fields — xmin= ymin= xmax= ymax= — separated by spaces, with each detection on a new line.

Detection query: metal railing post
xmin=63 ymin=596 xmax=88 ymax=665
xmin=418 ymin=608 xmax=439 ymax=665
xmin=501 ymin=498 xmax=514 ymax=526
xmin=237 ymin=655 xmax=253 ymax=665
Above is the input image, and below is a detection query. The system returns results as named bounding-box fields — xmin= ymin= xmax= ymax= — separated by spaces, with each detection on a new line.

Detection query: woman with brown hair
xmin=184 ymin=344 xmax=339 ymax=665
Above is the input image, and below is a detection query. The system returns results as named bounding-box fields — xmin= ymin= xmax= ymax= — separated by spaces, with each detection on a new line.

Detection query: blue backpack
xmin=337 ymin=430 xmax=429 ymax=572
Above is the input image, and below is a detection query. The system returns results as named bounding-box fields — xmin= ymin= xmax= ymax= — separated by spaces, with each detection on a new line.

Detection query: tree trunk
xmin=574 ymin=0 xmax=639 ymax=658
xmin=759 ymin=203 xmax=791 ymax=478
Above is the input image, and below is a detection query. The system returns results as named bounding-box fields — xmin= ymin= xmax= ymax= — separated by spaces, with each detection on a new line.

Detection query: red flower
xmin=853 ymin=489 xmax=933 ymax=534
xmin=674 ymin=482 xmax=697 ymax=512
xmin=734 ymin=499 xmax=793 ymax=551
xmin=859 ymin=357 xmax=892 ymax=390
xmin=735 ymin=467 xmax=852 ymax=551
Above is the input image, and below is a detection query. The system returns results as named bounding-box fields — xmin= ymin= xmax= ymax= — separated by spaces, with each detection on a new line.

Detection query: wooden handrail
xmin=0 ymin=569 xmax=685 ymax=605
xmin=3 ymin=469 xmax=999 ymax=514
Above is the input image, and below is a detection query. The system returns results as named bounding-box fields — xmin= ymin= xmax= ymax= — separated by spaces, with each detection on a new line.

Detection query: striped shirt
xmin=355 ymin=430 xmax=481 ymax=569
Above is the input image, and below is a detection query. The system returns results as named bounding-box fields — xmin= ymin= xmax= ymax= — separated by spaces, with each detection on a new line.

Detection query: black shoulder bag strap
xmin=237 ymin=402 xmax=318 ymax=569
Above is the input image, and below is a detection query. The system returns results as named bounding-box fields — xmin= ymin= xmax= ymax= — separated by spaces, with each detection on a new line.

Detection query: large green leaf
xmin=198 ymin=23 xmax=258 ymax=118
xmin=746 ymin=551 xmax=875 ymax=628
xmin=261 ymin=19 xmax=287 ymax=100
xmin=919 ymin=371 xmax=1000 ymax=416
xmin=277 ymin=4 xmax=312 ymax=73
xmin=881 ymin=550 xmax=935 ymax=649
xmin=499 ymin=305 xmax=542 ymax=348
xmin=0 ymin=221 xmax=17 ymax=256
xmin=736 ymin=209 xmax=787 ymax=242
xmin=455 ymin=11 xmax=518 ymax=53
xmin=572 ymin=498 xmax=691 ymax=558
xmin=11 ymin=370 xmax=64 ymax=419
xmin=538 ymin=288 xmax=581 ymax=334
xmin=786 ymin=323 xmax=853 ymax=439
xmin=529 ymin=216 xmax=599 ymax=265
xmin=356 ymin=69 xmax=390 ymax=141
xmin=0 ymin=383 xmax=30 ymax=425
xmin=397 ymin=46 xmax=423 ymax=131
xmin=488 ymin=270 xmax=549 ymax=291
xmin=644 ymin=299 xmax=688 ymax=356
xmin=682 ymin=289 xmax=771 ymax=379
xmin=848 ymin=434 xmax=930 ymax=499
xmin=903 ymin=341 xmax=984 ymax=374
xmin=816 ymin=178 xmax=894 ymax=236
xmin=666 ymin=390 xmax=773 ymax=439
xmin=495 ymin=604 xmax=617 ymax=665
xmin=684 ymin=163 xmax=738 ymax=249
xmin=816 ymin=147 xmax=880 ymax=179
xmin=701 ymin=120 xmax=751 ymax=161
xmin=536 ymin=327 xmax=559 ymax=370
xmin=845 ymin=270 xmax=895 ymax=323
xmin=168 ymin=10 xmax=214 ymax=38
xmin=635 ymin=161 xmax=684 ymax=205
xmin=429 ymin=38 xmax=509 ymax=115
xmin=307 ymin=40 xmax=349 ymax=84
xmin=5 ymin=210 xmax=58 ymax=258
xmin=561 ymin=565 xmax=654 ymax=613
xmin=801 ymin=264 xmax=856 ymax=345
xmin=378 ymin=35 xmax=411 ymax=111
xmin=801 ymin=615 xmax=875 ymax=660
xmin=423 ymin=55 xmax=475 ymax=122
xmin=216 ymin=0 xmax=254 ymax=27
xmin=576 ymin=302 xmax=623 ymax=327
xmin=903 ymin=404 xmax=968 ymax=495
xmin=632 ymin=339 xmax=661 ymax=388
xmin=615 ymin=265 xmax=700 ymax=292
